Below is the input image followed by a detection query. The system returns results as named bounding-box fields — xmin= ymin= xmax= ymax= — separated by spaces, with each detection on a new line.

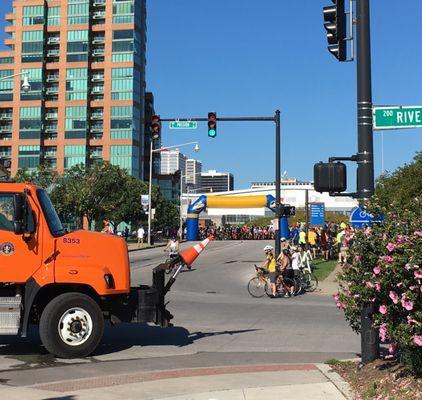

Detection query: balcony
xmin=91 ymin=86 xmax=104 ymax=94
xmin=90 ymin=133 xmax=103 ymax=140
xmin=92 ymin=11 xmax=106 ymax=20
xmin=46 ymin=86 xmax=59 ymax=95
xmin=92 ymin=48 xmax=105 ymax=57
xmin=90 ymin=112 xmax=104 ymax=120
xmin=44 ymin=125 xmax=58 ymax=133
xmin=90 ymin=125 xmax=103 ymax=133
xmin=46 ymin=49 xmax=60 ymax=57
xmin=0 ymin=126 xmax=12 ymax=133
xmin=0 ymin=114 xmax=12 ymax=121
xmin=43 ymin=151 xmax=57 ymax=158
xmin=93 ymin=0 xmax=106 ymax=6
xmin=92 ymin=36 xmax=105 ymax=44
xmin=44 ymin=133 xmax=57 ymax=141
xmin=91 ymin=74 xmax=104 ymax=82
xmin=46 ymin=74 xmax=59 ymax=82
xmin=45 ymin=113 xmax=58 ymax=120
xmin=47 ymin=36 xmax=60 ymax=45
xmin=0 ymin=152 xmax=11 ymax=158
xmin=0 ymin=133 xmax=12 ymax=140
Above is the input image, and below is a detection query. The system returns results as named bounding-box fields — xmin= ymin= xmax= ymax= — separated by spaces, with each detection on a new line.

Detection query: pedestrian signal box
xmin=314 ymin=161 xmax=347 ymax=193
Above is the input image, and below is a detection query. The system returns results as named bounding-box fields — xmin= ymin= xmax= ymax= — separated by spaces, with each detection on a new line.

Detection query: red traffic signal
xmin=208 ymin=112 xmax=217 ymax=138
xmin=151 ymin=115 xmax=161 ymax=139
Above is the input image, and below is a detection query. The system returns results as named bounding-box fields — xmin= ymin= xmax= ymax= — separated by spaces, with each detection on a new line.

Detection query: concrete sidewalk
xmin=0 ymin=363 xmax=353 ymax=400
xmin=127 ymin=241 xmax=167 ymax=252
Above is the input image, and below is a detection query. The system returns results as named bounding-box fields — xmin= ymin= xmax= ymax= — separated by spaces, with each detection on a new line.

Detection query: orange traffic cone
xmin=180 ymin=236 xmax=213 ymax=266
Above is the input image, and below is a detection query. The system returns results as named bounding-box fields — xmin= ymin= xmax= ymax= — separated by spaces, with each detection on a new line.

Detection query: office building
xmin=160 ymin=149 xmax=186 ymax=176
xmin=200 ymin=169 xmax=234 ymax=193
xmin=185 ymin=158 xmax=201 ymax=190
xmin=0 ymin=0 xmax=147 ymax=178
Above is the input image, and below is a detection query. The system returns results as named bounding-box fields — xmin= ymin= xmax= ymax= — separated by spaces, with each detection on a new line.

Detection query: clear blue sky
xmin=1 ymin=0 xmax=421 ymax=189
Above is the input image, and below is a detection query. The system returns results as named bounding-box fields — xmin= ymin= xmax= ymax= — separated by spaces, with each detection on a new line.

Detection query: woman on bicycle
xmin=164 ymin=235 xmax=180 ymax=259
xmin=260 ymin=245 xmax=277 ymax=297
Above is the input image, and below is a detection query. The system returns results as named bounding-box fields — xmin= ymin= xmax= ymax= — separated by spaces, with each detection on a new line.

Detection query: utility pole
xmin=275 ymin=110 xmax=281 ymax=257
xmin=356 ymin=0 xmax=379 ymax=364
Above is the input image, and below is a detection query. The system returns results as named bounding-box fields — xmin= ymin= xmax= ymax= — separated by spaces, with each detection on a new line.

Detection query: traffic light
xmin=323 ymin=0 xmax=347 ymax=61
xmin=208 ymin=112 xmax=217 ymax=138
xmin=150 ymin=115 xmax=161 ymax=140
xmin=314 ymin=161 xmax=347 ymax=193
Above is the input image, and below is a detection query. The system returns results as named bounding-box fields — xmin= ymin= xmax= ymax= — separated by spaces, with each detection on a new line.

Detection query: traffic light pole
xmin=356 ymin=0 xmax=379 ymax=364
xmin=160 ymin=111 xmax=284 ymax=257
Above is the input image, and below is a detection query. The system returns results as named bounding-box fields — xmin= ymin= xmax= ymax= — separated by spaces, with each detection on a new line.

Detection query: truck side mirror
xmin=13 ymin=193 xmax=25 ymax=235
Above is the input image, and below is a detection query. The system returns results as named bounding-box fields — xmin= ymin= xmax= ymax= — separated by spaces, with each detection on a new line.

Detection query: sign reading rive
xmin=373 ymin=106 xmax=422 ymax=130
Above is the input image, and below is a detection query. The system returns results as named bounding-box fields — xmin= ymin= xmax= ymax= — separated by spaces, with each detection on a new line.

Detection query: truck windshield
xmin=37 ymin=189 xmax=66 ymax=237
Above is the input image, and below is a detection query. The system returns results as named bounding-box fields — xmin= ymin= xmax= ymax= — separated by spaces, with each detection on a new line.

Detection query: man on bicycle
xmin=260 ymin=245 xmax=277 ymax=297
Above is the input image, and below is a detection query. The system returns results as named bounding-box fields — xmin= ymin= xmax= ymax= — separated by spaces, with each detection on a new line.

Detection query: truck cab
xmin=0 ymin=181 xmax=172 ymax=358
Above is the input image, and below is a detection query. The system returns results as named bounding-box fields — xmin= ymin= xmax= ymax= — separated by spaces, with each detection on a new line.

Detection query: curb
xmin=316 ymin=363 xmax=354 ymax=400
xmin=128 ymin=243 xmax=167 ymax=252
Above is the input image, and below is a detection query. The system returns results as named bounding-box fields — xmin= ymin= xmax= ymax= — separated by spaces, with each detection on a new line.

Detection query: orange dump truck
xmin=0 ymin=181 xmax=204 ymax=358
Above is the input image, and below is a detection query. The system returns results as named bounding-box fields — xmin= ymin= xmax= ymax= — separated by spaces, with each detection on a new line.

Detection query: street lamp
xmin=147 ymin=141 xmax=200 ymax=246
xmin=0 ymin=71 xmax=31 ymax=92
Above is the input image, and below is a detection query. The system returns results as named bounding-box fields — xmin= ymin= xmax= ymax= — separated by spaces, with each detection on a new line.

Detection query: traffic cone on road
xmin=180 ymin=236 xmax=213 ymax=266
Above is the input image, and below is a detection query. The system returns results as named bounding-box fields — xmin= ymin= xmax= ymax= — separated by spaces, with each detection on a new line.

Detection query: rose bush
xmin=335 ymin=197 xmax=422 ymax=375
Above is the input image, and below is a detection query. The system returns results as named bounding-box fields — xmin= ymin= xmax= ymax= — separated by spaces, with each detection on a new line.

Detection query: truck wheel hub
xmin=58 ymin=307 xmax=93 ymax=346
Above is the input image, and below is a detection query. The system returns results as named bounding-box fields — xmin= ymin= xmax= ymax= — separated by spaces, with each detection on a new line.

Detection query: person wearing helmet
xmin=260 ymin=245 xmax=277 ymax=297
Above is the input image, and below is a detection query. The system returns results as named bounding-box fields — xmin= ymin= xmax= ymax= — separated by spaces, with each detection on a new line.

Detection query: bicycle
xmin=247 ymin=265 xmax=269 ymax=298
xmin=265 ymin=272 xmax=295 ymax=298
xmin=296 ymin=253 xmax=318 ymax=293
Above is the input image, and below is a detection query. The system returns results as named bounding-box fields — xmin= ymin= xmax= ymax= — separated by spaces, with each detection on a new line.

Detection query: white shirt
xmin=291 ymin=252 xmax=300 ymax=270
xmin=137 ymin=228 xmax=145 ymax=238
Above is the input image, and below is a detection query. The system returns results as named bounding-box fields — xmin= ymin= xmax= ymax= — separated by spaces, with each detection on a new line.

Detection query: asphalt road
xmin=0 ymin=240 xmax=360 ymax=387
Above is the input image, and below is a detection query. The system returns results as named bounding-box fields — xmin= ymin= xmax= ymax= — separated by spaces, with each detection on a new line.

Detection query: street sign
xmin=349 ymin=207 xmax=383 ymax=229
xmin=373 ymin=106 xmax=422 ymax=130
xmin=309 ymin=203 xmax=325 ymax=226
xmin=169 ymin=121 xmax=198 ymax=130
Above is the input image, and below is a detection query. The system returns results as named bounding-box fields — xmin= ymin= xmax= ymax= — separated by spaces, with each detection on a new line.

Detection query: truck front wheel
xmin=39 ymin=292 xmax=104 ymax=358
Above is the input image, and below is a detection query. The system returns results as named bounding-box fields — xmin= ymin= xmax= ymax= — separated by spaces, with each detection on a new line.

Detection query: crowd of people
xmin=198 ymin=225 xmax=275 ymax=240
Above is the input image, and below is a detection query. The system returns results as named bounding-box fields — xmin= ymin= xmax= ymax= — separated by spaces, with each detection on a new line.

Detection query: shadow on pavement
xmin=96 ymin=323 xmax=260 ymax=356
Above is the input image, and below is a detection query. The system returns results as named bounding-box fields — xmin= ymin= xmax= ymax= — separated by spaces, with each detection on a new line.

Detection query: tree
xmin=152 ymin=184 xmax=179 ymax=230
xmin=15 ymin=164 xmax=59 ymax=192
xmin=375 ymin=152 xmax=422 ymax=209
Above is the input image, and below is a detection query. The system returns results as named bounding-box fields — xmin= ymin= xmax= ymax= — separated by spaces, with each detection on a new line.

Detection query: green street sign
xmin=169 ymin=121 xmax=198 ymax=130
xmin=373 ymin=106 xmax=422 ymax=130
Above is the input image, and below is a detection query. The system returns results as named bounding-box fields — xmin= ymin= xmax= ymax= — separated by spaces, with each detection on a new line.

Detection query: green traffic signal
xmin=208 ymin=112 xmax=217 ymax=138
xmin=208 ymin=128 xmax=216 ymax=138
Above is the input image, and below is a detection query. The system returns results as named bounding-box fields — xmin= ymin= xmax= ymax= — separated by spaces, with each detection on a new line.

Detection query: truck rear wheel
xmin=39 ymin=292 xmax=104 ymax=359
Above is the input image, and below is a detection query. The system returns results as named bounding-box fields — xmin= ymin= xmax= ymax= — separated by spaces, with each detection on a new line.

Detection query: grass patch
xmin=312 ymin=259 xmax=338 ymax=281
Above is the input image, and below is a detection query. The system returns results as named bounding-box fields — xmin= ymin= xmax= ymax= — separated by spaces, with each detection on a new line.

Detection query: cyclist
xmin=278 ymin=248 xmax=294 ymax=297
xmin=260 ymin=245 xmax=277 ymax=297
xmin=164 ymin=235 xmax=180 ymax=259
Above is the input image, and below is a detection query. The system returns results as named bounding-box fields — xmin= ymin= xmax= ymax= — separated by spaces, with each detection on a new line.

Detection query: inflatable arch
xmin=185 ymin=194 xmax=289 ymax=241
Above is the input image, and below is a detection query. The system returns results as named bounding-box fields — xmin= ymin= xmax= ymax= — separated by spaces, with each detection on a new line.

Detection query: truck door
xmin=0 ymin=193 xmax=42 ymax=283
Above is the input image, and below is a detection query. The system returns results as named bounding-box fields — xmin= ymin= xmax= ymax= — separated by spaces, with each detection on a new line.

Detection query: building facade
xmin=200 ymin=169 xmax=234 ymax=193
xmin=160 ymin=149 xmax=186 ymax=176
xmin=0 ymin=0 xmax=147 ymax=178
xmin=185 ymin=158 xmax=201 ymax=190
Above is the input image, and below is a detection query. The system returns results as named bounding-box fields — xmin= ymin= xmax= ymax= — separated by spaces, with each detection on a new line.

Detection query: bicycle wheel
xmin=303 ymin=272 xmax=318 ymax=292
xmin=292 ymin=275 xmax=302 ymax=295
xmin=247 ymin=277 xmax=266 ymax=298
xmin=278 ymin=278 xmax=295 ymax=297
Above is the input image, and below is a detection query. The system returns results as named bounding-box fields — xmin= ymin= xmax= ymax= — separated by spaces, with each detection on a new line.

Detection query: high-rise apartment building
xmin=200 ymin=170 xmax=234 ymax=193
xmin=0 ymin=0 xmax=147 ymax=178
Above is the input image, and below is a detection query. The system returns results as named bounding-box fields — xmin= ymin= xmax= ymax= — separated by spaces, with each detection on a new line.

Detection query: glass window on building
xmin=19 ymin=107 xmax=42 ymax=139
xmin=110 ymin=145 xmax=139 ymax=177
xmin=112 ymin=0 xmax=134 ymax=24
xmin=67 ymin=30 xmax=89 ymax=62
xmin=64 ymin=145 xmax=86 ymax=169
xmin=0 ymin=57 xmax=14 ymax=64
xmin=111 ymin=106 xmax=133 ymax=139
xmin=65 ymin=106 xmax=87 ymax=139
xmin=22 ymin=31 xmax=44 ymax=63
xmin=21 ymin=68 xmax=42 ymax=101
xmin=18 ymin=145 xmax=40 ymax=170
xmin=47 ymin=6 xmax=61 ymax=26
xmin=112 ymin=68 xmax=137 ymax=101
xmin=23 ymin=5 xmax=45 ymax=26
xmin=112 ymin=29 xmax=134 ymax=62
xmin=66 ymin=68 xmax=88 ymax=101
xmin=68 ymin=0 xmax=89 ymax=25
xmin=0 ymin=70 xmax=14 ymax=102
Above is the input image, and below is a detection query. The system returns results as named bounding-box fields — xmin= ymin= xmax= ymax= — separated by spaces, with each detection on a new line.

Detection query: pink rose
xmin=396 ymin=282 xmax=403 ymax=287
xmin=379 ymin=324 xmax=388 ymax=342
xmin=382 ymin=233 xmax=387 ymax=241
xmin=389 ymin=291 xmax=399 ymax=304
xmin=354 ymin=255 xmax=361 ymax=262
xmin=333 ymin=294 xmax=339 ymax=302
xmin=373 ymin=266 xmax=381 ymax=275
xmin=386 ymin=242 xmax=396 ymax=252
xmin=414 ymin=231 xmax=422 ymax=238
xmin=414 ymin=270 xmax=422 ymax=279
xmin=389 ymin=342 xmax=396 ymax=354
xmin=365 ymin=281 xmax=375 ymax=289
xmin=364 ymin=227 xmax=372 ymax=238
xmin=401 ymin=299 xmax=413 ymax=311
xmin=374 ymin=282 xmax=381 ymax=292
xmin=379 ymin=305 xmax=387 ymax=314
xmin=383 ymin=255 xmax=394 ymax=263
xmin=413 ymin=335 xmax=422 ymax=346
